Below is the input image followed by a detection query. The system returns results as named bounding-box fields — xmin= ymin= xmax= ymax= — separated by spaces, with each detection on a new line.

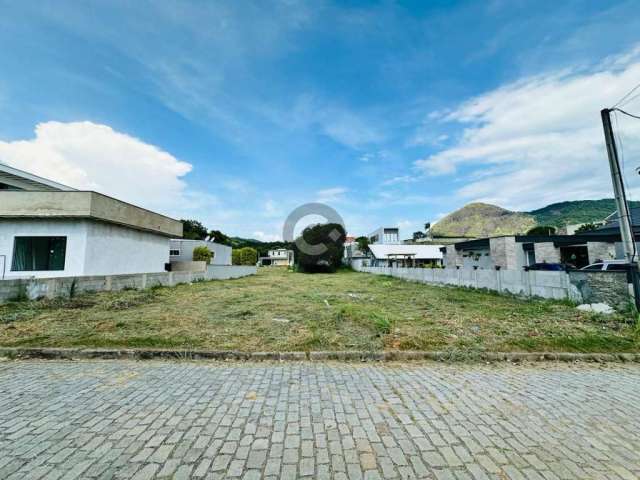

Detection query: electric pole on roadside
xmin=601 ymin=108 xmax=640 ymax=311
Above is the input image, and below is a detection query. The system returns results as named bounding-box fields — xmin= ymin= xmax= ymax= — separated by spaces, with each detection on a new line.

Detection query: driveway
xmin=0 ymin=361 xmax=639 ymax=479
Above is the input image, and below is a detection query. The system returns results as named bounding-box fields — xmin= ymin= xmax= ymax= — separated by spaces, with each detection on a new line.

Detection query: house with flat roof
xmin=258 ymin=248 xmax=294 ymax=267
xmin=441 ymin=232 xmax=625 ymax=270
xmin=369 ymin=244 xmax=443 ymax=267
xmin=368 ymin=227 xmax=400 ymax=245
xmin=0 ymin=163 xmax=182 ymax=279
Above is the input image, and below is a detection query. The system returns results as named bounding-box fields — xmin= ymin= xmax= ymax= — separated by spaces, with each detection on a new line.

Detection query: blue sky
xmin=1 ymin=0 xmax=640 ymax=240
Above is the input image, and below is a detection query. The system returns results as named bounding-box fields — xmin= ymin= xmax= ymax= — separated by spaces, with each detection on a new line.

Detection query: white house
xmin=0 ymin=163 xmax=182 ymax=279
xmin=258 ymin=248 xmax=294 ymax=267
xmin=368 ymin=244 xmax=443 ymax=267
xmin=169 ymin=238 xmax=232 ymax=266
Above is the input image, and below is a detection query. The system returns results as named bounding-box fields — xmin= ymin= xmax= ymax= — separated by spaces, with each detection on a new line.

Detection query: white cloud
xmin=382 ymin=175 xmax=418 ymax=186
xmin=252 ymin=231 xmax=281 ymax=242
xmin=415 ymin=46 xmax=640 ymax=210
xmin=0 ymin=121 xmax=192 ymax=213
xmin=316 ymin=186 xmax=348 ymax=203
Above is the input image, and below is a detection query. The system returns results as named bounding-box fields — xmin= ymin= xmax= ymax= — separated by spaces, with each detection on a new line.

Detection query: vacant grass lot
xmin=0 ymin=268 xmax=638 ymax=353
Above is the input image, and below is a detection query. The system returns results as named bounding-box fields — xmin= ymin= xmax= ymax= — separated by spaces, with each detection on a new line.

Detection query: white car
xmin=580 ymin=260 xmax=631 ymax=271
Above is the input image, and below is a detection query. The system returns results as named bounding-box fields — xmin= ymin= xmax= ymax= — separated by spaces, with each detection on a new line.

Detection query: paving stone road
xmin=1 ymin=360 xmax=639 ymax=480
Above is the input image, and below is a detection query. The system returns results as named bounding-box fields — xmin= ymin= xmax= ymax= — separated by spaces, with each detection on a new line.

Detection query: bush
xmin=526 ymin=225 xmax=556 ymax=235
xmin=193 ymin=246 xmax=213 ymax=264
xmin=233 ymin=247 xmax=258 ymax=265
xmin=296 ymin=223 xmax=346 ymax=273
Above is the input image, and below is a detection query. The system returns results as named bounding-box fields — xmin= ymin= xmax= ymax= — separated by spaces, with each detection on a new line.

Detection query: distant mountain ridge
xmin=431 ymin=199 xmax=640 ymax=238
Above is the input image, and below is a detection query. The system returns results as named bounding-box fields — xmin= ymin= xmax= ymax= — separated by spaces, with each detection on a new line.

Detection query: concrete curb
xmin=0 ymin=347 xmax=638 ymax=363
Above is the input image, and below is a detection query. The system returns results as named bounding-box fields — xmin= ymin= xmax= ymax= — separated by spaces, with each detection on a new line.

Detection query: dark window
xmin=169 ymin=249 xmax=180 ymax=256
xmin=11 ymin=237 xmax=67 ymax=271
xmin=607 ymin=264 xmax=630 ymax=271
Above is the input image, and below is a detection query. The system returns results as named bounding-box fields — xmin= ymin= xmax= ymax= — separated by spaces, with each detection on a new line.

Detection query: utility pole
xmin=601 ymin=108 xmax=640 ymax=311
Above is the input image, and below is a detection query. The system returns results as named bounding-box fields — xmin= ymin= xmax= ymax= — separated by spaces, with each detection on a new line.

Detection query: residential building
xmin=441 ymin=233 xmax=623 ymax=270
xmin=368 ymin=227 xmax=399 ymax=245
xmin=0 ymin=163 xmax=182 ymax=279
xmin=368 ymin=244 xmax=443 ymax=267
xmin=169 ymin=238 xmax=232 ymax=266
xmin=343 ymin=239 xmax=369 ymax=269
xmin=258 ymin=248 xmax=294 ymax=267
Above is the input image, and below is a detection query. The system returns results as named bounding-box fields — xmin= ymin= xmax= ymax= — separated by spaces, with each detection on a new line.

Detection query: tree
xmin=526 ymin=225 xmax=556 ymax=236
xmin=412 ymin=231 xmax=426 ymax=240
xmin=296 ymin=223 xmax=346 ymax=273
xmin=181 ymin=219 xmax=208 ymax=240
xmin=575 ymin=222 xmax=598 ymax=233
xmin=192 ymin=246 xmax=213 ymax=264
xmin=355 ymin=236 xmax=370 ymax=253
xmin=209 ymin=229 xmax=231 ymax=246
xmin=232 ymin=247 xmax=258 ymax=265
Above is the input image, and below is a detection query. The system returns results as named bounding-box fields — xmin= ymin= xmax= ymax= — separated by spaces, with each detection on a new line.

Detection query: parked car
xmin=524 ymin=263 xmax=571 ymax=272
xmin=580 ymin=260 xmax=632 ymax=271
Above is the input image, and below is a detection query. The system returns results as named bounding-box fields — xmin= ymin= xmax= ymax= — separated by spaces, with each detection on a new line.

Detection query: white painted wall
xmin=84 ymin=221 xmax=169 ymax=275
xmin=0 ymin=218 xmax=170 ymax=279
xmin=0 ymin=219 xmax=88 ymax=279
xmin=209 ymin=242 xmax=232 ymax=265
xmin=169 ymin=239 xmax=231 ymax=265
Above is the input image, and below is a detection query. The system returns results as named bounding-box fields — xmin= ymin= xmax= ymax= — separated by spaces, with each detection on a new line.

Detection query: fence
xmin=0 ymin=265 xmax=257 ymax=303
xmin=352 ymin=264 xmax=632 ymax=309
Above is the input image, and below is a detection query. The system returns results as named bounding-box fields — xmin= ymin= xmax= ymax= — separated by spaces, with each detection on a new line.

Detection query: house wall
xmin=169 ymin=239 xmax=232 ymax=265
xmin=0 ymin=219 xmax=88 ymax=279
xmin=460 ymin=247 xmax=493 ymax=269
xmin=83 ymin=221 xmax=169 ymax=275
xmin=533 ymin=242 xmax=561 ymax=264
xmin=489 ymin=237 xmax=522 ymax=269
xmin=0 ymin=218 xmax=171 ymax=279
xmin=442 ymin=245 xmax=461 ymax=268
xmin=587 ymin=241 xmax=616 ymax=263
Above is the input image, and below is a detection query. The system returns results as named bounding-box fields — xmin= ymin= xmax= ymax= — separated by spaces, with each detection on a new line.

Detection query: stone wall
xmin=533 ymin=242 xmax=561 ymax=264
xmin=0 ymin=265 xmax=257 ymax=303
xmin=587 ymin=242 xmax=617 ymax=263
xmin=489 ymin=237 xmax=520 ymax=269
xmin=567 ymin=271 xmax=631 ymax=310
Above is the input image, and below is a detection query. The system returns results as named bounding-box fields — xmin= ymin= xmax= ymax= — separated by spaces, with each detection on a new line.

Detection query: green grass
xmin=0 ymin=268 xmax=638 ymax=353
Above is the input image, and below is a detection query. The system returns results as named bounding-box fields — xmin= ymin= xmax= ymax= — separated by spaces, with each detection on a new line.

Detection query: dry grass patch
xmin=0 ymin=268 xmax=637 ymax=353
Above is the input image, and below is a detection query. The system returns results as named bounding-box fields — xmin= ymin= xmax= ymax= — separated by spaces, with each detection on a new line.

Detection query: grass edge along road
xmin=0 ymin=268 xmax=638 ymax=354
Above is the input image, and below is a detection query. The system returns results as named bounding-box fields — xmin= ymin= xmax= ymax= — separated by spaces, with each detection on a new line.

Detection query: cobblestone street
xmin=1 ymin=360 xmax=639 ymax=479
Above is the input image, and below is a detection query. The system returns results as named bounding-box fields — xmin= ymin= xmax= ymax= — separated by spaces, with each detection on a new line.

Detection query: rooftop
xmin=0 ymin=162 xmax=75 ymax=192
xmin=369 ymin=244 xmax=443 ymax=260
xmin=0 ymin=191 xmax=182 ymax=237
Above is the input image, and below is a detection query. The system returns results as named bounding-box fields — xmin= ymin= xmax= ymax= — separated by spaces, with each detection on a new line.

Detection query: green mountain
xmin=528 ymin=199 xmax=640 ymax=227
xmin=431 ymin=199 xmax=638 ymax=238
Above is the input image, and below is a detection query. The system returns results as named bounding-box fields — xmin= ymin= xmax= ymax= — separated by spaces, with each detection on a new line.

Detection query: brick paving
xmin=0 ymin=361 xmax=639 ymax=479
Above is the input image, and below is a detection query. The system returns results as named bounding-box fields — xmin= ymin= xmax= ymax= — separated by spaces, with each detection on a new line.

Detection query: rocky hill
xmin=430 ymin=199 xmax=640 ymax=238
xmin=430 ymin=203 xmax=536 ymax=238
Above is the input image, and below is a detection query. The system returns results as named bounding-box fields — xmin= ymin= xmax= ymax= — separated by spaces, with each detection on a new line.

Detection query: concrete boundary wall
xmin=0 ymin=265 xmax=257 ymax=303
xmin=352 ymin=264 xmax=631 ymax=308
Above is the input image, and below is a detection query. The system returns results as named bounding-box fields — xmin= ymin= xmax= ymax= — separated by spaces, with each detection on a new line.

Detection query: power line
xmin=612 ymin=107 xmax=640 ymax=120
xmin=613 ymin=81 xmax=640 ymax=108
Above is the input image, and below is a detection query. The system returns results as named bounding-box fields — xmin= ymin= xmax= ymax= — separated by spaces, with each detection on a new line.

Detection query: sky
xmin=1 ymin=0 xmax=640 ymax=241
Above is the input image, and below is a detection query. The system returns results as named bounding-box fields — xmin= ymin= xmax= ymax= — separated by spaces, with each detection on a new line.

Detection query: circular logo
xmin=282 ymin=202 xmax=346 ymax=256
